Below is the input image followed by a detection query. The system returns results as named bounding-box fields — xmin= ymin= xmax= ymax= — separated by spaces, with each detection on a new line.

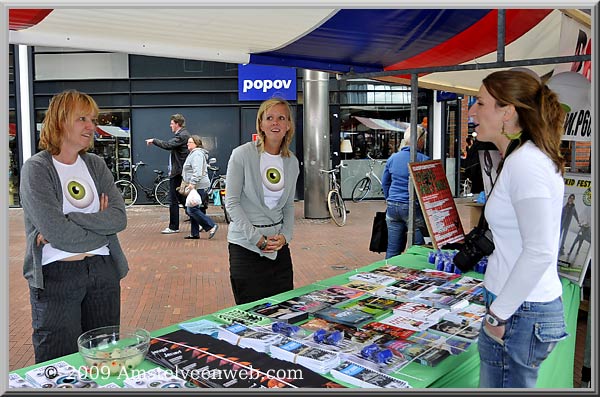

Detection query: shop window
xmin=9 ymin=111 xmax=20 ymax=207
xmin=35 ymin=109 xmax=132 ymax=181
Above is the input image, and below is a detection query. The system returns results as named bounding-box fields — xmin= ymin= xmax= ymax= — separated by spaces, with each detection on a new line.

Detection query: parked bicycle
xmin=114 ymin=161 xmax=170 ymax=208
xmin=320 ymin=164 xmax=347 ymax=227
xmin=202 ymin=158 xmax=230 ymax=224
xmin=351 ymin=153 xmax=385 ymax=202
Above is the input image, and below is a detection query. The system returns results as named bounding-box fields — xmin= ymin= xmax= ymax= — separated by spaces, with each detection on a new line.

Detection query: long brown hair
xmin=482 ymin=71 xmax=565 ymax=174
xmin=255 ymin=98 xmax=295 ymax=157
xmin=39 ymin=90 xmax=99 ymax=155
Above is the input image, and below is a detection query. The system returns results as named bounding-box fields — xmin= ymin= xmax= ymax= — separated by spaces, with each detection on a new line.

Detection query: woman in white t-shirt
xmin=225 ymin=98 xmax=299 ymax=304
xmin=468 ymin=70 xmax=569 ymax=388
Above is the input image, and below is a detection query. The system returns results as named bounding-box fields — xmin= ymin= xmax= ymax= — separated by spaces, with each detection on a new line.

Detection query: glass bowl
xmin=77 ymin=325 xmax=150 ymax=375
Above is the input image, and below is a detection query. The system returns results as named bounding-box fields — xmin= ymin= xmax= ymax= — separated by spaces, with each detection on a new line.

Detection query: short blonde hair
xmin=255 ymin=98 xmax=295 ymax=157
xmin=39 ymin=90 xmax=99 ymax=155
xmin=400 ymin=125 xmax=427 ymax=148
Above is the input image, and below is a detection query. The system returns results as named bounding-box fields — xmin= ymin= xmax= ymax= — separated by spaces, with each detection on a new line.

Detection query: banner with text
xmin=238 ymin=64 xmax=297 ymax=101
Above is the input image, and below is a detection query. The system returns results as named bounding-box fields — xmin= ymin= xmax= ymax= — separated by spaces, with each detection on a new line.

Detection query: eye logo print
xmin=263 ymin=166 xmax=284 ymax=191
xmin=65 ymin=178 xmax=94 ymax=208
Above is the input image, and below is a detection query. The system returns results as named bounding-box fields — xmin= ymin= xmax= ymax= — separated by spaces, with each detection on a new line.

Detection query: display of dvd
xmin=314 ymin=306 xmax=374 ymax=328
xmin=429 ymin=319 xmax=481 ymax=341
xmin=248 ymin=302 xmax=309 ymax=324
xmin=370 ymin=265 xmax=422 ymax=281
xmin=217 ymin=323 xmax=283 ymax=353
xmin=330 ymin=361 xmax=411 ymax=388
xmin=212 ymin=308 xmax=272 ymax=327
xmin=377 ymin=312 xmax=438 ymax=331
xmin=371 ymin=285 xmax=420 ymax=302
xmin=363 ymin=321 xmax=416 ymax=340
xmin=341 ymin=281 xmax=384 ymax=293
xmin=442 ymin=303 xmax=486 ymax=327
xmin=270 ymin=338 xmax=341 ymax=374
xmin=392 ymin=301 xmax=449 ymax=322
xmin=147 ymin=330 xmax=345 ymax=388
xmin=348 ymin=272 xmax=397 ymax=286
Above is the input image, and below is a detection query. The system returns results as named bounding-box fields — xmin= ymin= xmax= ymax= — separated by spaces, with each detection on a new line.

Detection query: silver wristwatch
xmin=485 ymin=312 xmax=507 ymax=327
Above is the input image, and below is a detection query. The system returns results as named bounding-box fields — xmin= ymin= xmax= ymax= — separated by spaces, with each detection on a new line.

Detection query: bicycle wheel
xmin=328 ymin=190 xmax=347 ymax=227
xmin=154 ymin=179 xmax=170 ymax=207
xmin=115 ymin=180 xmax=137 ymax=208
xmin=351 ymin=177 xmax=371 ymax=202
xmin=208 ymin=177 xmax=221 ymax=198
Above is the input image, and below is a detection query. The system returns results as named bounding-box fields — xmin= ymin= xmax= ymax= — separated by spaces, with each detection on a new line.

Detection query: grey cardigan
xmin=20 ymin=151 xmax=129 ymax=289
xmin=225 ymin=141 xmax=299 ymax=259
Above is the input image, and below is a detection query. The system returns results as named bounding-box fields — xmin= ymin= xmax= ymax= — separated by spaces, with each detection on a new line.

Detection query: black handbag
xmin=369 ymin=211 xmax=388 ymax=253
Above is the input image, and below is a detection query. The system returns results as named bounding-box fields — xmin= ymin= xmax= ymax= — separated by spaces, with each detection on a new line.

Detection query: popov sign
xmin=238 ymin=64 xmax=297 ymax=101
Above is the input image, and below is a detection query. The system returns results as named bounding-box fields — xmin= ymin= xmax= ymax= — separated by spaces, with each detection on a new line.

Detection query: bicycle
xmin=201 ymin=158 xmax=230 ymax=224
xmin=320 ymin=164 xmax=347 ymax=227
xmin=114 ymin=161 xmax=170 ymax=208
xmin=351 ymin=153 xmax=385 ymax=202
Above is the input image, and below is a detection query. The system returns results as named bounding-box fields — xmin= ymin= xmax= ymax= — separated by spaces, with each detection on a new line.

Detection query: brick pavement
xmin=8 ymin=201 xmax=588 ymax=387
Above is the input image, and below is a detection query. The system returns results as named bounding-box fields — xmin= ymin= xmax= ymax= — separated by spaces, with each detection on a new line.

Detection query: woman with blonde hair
xmin=225 ymin=98 xmax=300 ymax=304
xmin=20 ymin=90 xmax=128 ymax=362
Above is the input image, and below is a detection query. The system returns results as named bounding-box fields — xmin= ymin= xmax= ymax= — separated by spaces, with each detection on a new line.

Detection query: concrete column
xmin=303 ymin=70 xmax=330 ymax=219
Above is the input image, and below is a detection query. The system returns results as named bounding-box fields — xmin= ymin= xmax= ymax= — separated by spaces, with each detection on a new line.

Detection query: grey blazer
xmin=20 ymin=151 xmax=129 ymax=289
xmin=225 ymin=141 xmax=299 ymax=259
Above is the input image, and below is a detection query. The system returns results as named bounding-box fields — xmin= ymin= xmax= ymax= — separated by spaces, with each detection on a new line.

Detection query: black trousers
xmin=29 ymin=255 xmax=121 ymax=363
xmin=228 ymin=243 xmax=294 ymax=305
xmin=169 ymin=175 xmax=184 ymax=230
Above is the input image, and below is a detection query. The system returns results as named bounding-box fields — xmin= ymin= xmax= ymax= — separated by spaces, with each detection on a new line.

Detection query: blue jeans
xmin=478 ymin=293 xmax=568 ymax=388
xmin=385 ymin=201 xmax=426 ymax=259
xmin=185 ymin=188 xmax=215 ymax=236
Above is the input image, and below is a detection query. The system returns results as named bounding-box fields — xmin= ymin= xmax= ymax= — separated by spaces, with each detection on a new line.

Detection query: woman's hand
xmin=266 ymin=234 xmax=286 ymax=252
xmin=484 ymin=322 xmax=505 ymax=341
xmin=36 ymin=233 xmax=48 ymax=246
xmin=99 ymin=193 xmax=108 ymax=211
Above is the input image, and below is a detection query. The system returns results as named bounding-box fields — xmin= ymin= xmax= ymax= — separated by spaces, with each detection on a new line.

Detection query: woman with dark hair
xmin=468 ymin=70 xmax=568 ymax=388
xmin=182 ymin=134 xmax=218 ymax=239
xmin=225 ymin=98 xmax=299 ymax=304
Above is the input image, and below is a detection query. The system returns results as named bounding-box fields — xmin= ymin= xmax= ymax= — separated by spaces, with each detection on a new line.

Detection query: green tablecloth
xmin=12 ymin=245 xmax=579 ymax=388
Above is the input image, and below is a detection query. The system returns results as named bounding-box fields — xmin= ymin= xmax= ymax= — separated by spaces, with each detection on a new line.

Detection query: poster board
xmin=409 ymin=160 xmax=465 ymax=249
xmin=557 ymin=173 xmax=592 ymax=286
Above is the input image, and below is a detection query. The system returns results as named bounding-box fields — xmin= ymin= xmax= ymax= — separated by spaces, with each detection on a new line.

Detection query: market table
xmin=11 ymin=246 xmax=580 ymax=389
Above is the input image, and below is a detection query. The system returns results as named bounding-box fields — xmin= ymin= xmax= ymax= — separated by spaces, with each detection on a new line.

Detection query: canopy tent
xmin=353 ymin=116 xmax=408 ymax=132
xmin=7 ymin=7 xmax=590 ymax=94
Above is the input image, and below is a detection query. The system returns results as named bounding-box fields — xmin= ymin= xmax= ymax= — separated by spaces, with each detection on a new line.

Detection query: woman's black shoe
xmin=184 ymin=235 xmax=200 ymax=240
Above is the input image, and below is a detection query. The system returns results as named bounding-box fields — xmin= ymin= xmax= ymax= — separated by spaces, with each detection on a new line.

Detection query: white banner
xmin=550 ymin=14 xmax=592 ymax=142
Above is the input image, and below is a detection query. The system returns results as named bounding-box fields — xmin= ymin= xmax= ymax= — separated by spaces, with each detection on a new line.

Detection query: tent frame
xmin=338 ymin=9 xmax=592 ymax=248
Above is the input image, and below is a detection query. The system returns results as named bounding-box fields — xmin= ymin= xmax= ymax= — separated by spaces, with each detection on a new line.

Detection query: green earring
xmin=501 ymin=123 xmax=522 ymax=140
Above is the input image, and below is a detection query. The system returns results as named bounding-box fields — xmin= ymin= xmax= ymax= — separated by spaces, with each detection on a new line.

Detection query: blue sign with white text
xmin=238 ymin=64 xmax=297 ymax=101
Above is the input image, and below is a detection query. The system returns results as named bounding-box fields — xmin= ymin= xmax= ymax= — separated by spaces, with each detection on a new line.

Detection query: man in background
xmin=146 ymin=113 xmax=190 ymax=234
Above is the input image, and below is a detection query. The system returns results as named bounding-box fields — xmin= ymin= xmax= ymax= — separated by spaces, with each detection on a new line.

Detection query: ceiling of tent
xmin=8 ymin=7 xmax=590 ymax=94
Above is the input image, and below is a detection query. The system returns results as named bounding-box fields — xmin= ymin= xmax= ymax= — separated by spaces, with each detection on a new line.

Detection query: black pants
xmin=168 ymin=175 xmax=185 ymax=230
xmin=30 ymin=255 xmax=121 ymax=363
xmin=228 ymin=243 xmax=293 ymax=305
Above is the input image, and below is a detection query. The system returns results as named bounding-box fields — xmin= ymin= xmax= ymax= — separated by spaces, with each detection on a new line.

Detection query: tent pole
xmin=407 ymin=73 xmax=419 ymax=249
xmin=497 ymin=9 xmax=506 ymax=63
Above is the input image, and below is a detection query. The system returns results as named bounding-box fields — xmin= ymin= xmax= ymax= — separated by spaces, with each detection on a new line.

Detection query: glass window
xmin=34 ymin=50 xmax=129 ymax=80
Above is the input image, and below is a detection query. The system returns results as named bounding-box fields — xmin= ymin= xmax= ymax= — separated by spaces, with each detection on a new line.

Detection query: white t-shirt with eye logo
xmin=41 ymin=155 xmax=109 ymax=265
xmin=260 ymin=152 xmax=284 ymax=209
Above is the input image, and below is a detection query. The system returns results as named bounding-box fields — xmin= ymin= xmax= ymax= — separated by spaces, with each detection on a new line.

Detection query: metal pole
xmin=303 ymin=69 xmax=330 ymax=219
xmin=407 ymin=73 xmax=418 ymax=248
xmin=497 ymin=9 xmax=506 ymax=63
